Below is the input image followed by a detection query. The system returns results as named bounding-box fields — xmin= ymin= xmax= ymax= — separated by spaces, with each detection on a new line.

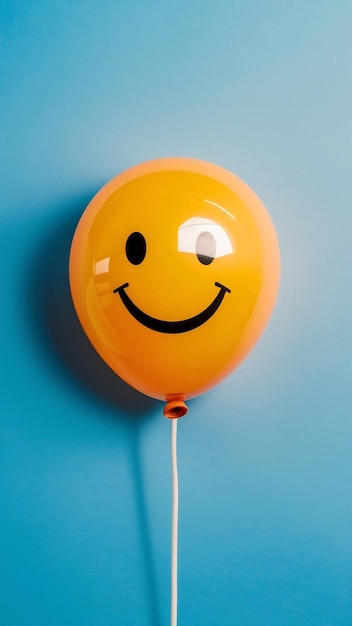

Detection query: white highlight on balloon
xmin=178 ymin=217 xmax=233 ymax=257
xmin=203 ymin=199 xmax=237 ymax=221
xmin=95 ymin=258 xmax=110 ymax=275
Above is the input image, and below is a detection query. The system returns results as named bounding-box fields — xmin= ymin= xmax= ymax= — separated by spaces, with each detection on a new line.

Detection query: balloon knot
xmin=164 ymin=399 xmax=188 ymax=419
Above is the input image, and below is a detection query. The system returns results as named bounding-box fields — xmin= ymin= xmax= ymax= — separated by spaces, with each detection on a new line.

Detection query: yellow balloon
xmin=69 ymin=158 xmax=280 ymax=416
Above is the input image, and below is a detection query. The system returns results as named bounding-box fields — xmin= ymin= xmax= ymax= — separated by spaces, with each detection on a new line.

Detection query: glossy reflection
xmin=178 ymin=217 xmax=233 ymax=260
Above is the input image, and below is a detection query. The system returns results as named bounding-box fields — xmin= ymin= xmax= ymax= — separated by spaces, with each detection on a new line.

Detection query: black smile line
xmin=113 ymin=281 xmax=231 ymax=334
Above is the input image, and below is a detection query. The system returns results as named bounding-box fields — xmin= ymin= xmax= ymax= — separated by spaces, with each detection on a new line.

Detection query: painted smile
xmin=113 ymin=282 xmax=231 ymax=334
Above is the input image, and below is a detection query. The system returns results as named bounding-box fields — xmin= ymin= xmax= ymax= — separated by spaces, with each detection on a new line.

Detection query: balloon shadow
xmin=26 ymin=195 xmax=158 ymax=419
xmin=24 ymin=194 xmax=162 ymax=626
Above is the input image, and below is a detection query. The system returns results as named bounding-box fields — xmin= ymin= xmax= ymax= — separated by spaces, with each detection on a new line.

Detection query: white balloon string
xmin=171 ymin=418 xmax=179 ymax=626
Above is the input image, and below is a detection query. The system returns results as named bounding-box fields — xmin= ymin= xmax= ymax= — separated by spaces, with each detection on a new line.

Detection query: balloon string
xmin=171 ymin=418 xmax=179 ymax=626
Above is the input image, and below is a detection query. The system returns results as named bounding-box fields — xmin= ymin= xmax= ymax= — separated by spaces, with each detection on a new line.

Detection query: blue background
xmin=1 ymin=1 xmax=351 ymax=624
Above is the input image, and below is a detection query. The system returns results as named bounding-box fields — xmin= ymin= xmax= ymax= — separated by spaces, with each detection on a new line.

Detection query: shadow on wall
xmin=26 ymin=193 xmax=158 ymax=422
xmin=24 ymin=193 xmax=163 ymax=626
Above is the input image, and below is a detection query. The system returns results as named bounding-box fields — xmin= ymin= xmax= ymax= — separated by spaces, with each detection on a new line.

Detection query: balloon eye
xmin=178 ymin=217 xmax=233 ymax=259
xmin=126 ymin=232 xmax=146 ymax=265
xmin=196 ymin=231 xmax=216 ymax=265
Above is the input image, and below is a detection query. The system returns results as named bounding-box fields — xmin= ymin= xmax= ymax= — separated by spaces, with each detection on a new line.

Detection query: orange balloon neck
xmin=163 ymin=398 xmax=188 ymax=419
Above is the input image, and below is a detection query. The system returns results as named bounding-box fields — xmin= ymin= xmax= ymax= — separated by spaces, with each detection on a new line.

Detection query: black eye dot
xmin=125 ymin=232 xmax=146 ymax=265
xmin=196 ymin=231 xmax=216 ymax=265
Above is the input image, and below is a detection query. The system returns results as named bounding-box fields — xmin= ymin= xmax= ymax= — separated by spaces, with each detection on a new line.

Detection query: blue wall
xmin=1 ymin=2 xmax=351 ymax=624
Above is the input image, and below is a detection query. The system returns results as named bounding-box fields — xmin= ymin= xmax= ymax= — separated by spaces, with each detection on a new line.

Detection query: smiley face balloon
xmin=69 ymin=158 xmax=280 ymax=412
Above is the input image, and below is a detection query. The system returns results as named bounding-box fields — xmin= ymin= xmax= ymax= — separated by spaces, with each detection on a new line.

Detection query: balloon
xmin=69 ymin=158 xmax=280 ymax=416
